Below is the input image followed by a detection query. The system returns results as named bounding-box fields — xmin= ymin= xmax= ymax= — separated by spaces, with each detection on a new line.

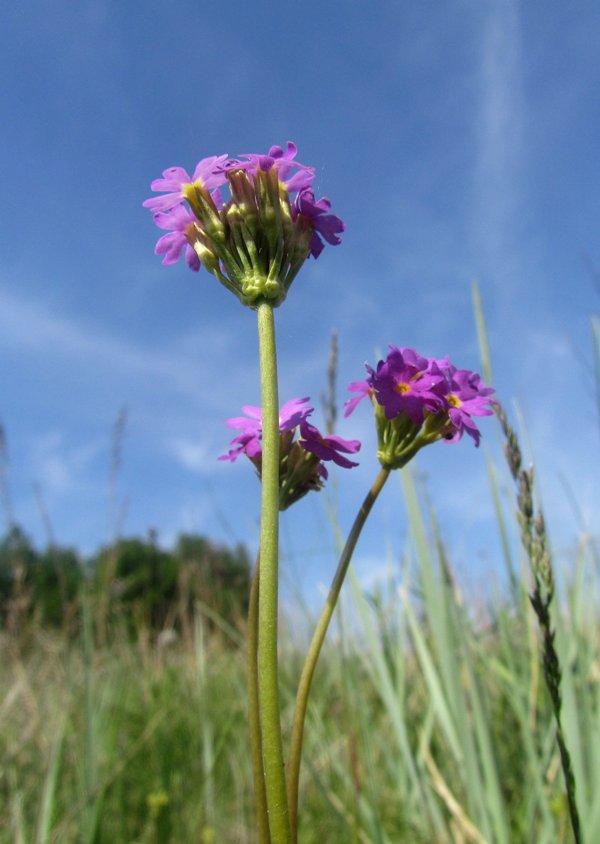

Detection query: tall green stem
xmin=287 ymin=466 xmax=391 ymax=841
xmin=247 ymin=556 xmax=271 ymax=842
xmin=256 ymin=302 xmax=291 ymax=842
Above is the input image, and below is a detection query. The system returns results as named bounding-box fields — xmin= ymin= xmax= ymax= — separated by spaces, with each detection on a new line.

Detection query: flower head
xmin=220 ymin=397 xmax=360 ymax=509
xmin=144 ymin=142 xmax=344 ymax=307
xmin=346 ymin=345 xmax=495 ymax=468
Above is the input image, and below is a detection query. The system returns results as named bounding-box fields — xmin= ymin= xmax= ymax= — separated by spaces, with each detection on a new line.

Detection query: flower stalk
xmin=256 ymin=301 xmax=291 ymax=843
xmin=286 ymin=466 xmax=391 ymax=841
xmin=247 ymin=555 xmax=270 ymax=843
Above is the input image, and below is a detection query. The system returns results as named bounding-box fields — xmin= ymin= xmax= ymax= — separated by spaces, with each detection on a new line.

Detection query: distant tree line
xmin=0 ymin=525 xmax=251 ymax=639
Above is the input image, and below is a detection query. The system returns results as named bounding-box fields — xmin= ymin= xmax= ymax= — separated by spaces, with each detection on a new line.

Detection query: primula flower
xmin=233 ymin=142 xmax=315 ymax=194
xmin=343 ymin=377 xmax=374 ymax=417
xmin=369 ymin=346 xmax=446 ymax=423
xmin=219 ymin=411 xmax=262 ymax=462
xmin=436 ymin=363 xmax=495 ymax=446
xmin=144 ymin=142 xmax=344 ymax=307
xmin=220 ymin=397 xmax=360 ymax=509
xmin=152 ymin=205 xmax=201 ymax=271
xmin=292 ymin=190 xmax=345 ymax=259
xmin=346 ymin=345 xmax=495 ymax=468
xmin=143 ymin=155 xmax=230 ymax=213
xmin=219 ymin=398 xmax=313 ymax=463
xmin=298 ymin=421 xmax=360 ymax=469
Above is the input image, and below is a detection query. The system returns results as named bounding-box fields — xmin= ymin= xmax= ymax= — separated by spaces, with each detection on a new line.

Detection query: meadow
xmin=2 ymin=450 xmax=599 ymax=843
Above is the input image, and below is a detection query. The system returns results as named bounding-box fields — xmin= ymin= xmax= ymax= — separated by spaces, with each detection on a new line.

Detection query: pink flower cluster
xmin=220 ymin=397 xmax=360 ymax=510
xmin=345 ymin=346 xmax=495 ymax=446
xmin=143 ymin=143 xmax=344 ymax=273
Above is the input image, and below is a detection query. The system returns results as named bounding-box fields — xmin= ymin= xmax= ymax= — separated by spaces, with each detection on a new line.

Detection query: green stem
xmin=287 ymin=466 xmax=391 ymax=841
xmin=247 ymin=555 xmax=271 ymax=843
xmin=256 ymin=301 xmax=291 ymax=843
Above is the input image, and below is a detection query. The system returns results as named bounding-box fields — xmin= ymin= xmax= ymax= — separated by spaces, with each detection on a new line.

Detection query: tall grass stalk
xmin=34 ymin=715 xmax=65 ymax=844
xmin=81 ymin=588 xmax=101 ymax=843
xmin=497 ymin=405 xmax=582 ymax=843
xmin=472 ymin=280 xmax=583 ymax=842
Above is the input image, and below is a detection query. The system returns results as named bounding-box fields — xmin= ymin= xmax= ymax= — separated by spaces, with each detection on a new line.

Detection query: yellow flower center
xmin=182 ymin=180 xmax=204 ymax=200
xmin=448 ymin=393 xmax=461 ymax=408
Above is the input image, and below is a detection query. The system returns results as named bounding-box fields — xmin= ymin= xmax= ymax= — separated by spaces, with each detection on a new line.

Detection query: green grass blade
xmin=34 ymin=716 xmax=66 ymax=844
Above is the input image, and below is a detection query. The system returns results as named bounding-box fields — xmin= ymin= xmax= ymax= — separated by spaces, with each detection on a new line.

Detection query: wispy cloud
xmin=29 ymin=430 xmax=102 ymax=497
xmin=470 ymin=0 xmax=526 ymax=278
xmin=167 ymin=438 xmax=214 ymax=474
xmin=0 ymin=286 xmax=253 ymax=412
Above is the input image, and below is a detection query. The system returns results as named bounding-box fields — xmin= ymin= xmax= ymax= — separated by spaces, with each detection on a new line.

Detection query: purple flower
xmin=438 ymin=364 xmax=495 ymax=446
xmin=230 ymin=142 xmax=315 ymax=194
xmin=279 ymin=396 xmax=316 ymax=429
xmin=219 ymin=407 xmax=261 ymax=462
xmin=293 ymin=190 xmax=345 ymax=258
xmin=343 ymin=372 xmax=375 ymax=417
xmin=220 ymin=429 xmax=263 ymax=462
xmin=298 ymin=421 xmax=361 ymax=468
xmin=219 ymin=405 xmax=262 ymax=462
xmin=143 ymin=155 xmax=230 ymax=213
xmin=219 ymin=398 xmax=313 ymax=462
xmin=152 ymin=205 xmax=200 ymax=271
xmin=371 ymin=346 xmax=445 ymax=423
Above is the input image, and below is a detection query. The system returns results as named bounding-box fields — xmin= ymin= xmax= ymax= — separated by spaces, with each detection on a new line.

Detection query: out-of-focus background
xmin=1 ymin=0 xmax=599 ymax=600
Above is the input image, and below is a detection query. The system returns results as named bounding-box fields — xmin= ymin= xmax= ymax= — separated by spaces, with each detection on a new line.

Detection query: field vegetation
xmin=1 ymin=457 xmax=599 ymax=842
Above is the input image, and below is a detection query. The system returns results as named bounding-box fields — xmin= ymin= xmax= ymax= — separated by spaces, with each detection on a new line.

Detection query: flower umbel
xmin=345 ymin=346 xmax=495 ymax=468
xmin=144 ymin=142 xmax=345 ymax=308
xmin=220 ymin=397 xmax=360 ymax=510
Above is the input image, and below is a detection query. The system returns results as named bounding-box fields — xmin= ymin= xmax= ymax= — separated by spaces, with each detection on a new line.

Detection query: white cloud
xmin=30 ymin=430 xmax=102 ymax=497
xmin=167 ymin=438 xmax=213 ymax=474
xmin=349 ymin=553 xmax=403 ymax=594
xmin=0 ymin=285 xmax=254 ymax=413
xmin=470 ymin=0 xmax=527 ymax=280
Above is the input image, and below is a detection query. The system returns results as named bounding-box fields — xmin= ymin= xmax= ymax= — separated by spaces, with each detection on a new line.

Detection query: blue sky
xmin=2 ymin=1 xmax=599 ymax=601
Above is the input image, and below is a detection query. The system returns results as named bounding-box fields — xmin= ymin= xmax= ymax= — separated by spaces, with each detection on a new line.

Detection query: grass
xmin=1 ymin=456 xmax=599 ymax=843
